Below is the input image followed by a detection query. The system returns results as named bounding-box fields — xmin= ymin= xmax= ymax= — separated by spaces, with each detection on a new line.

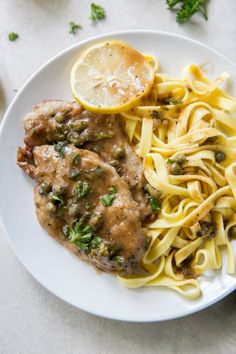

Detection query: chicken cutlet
xmin=22 ymin=100 xmax=152 ymax=219
xmin=17 ymin=144 xmax=150 ymax=273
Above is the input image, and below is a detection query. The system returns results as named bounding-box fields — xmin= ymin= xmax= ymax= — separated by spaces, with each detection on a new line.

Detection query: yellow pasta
xmin=118 ymin=61 xmax=236 ymax=299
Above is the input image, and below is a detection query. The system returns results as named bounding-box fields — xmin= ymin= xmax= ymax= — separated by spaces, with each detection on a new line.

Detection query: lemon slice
xmin=70 ymin=40 xmax=154 ymax=113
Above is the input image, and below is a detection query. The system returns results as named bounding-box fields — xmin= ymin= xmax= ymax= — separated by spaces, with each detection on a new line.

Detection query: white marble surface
xmin=1 ymin=1 xmax=236 ymax=353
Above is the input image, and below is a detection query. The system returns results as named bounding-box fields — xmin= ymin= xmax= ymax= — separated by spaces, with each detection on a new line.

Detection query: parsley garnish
xmin=166 ymin=0 xmax=208 ymax=23
xmin=101 ymin=186 xmax=117 ymax=207
xmin=148 ymin=195 xmax=161 ymax=213
xmin=90 ymin=3 xmax=106 ymax=21
xmin=8 ymin=32 xmax=19 ymax=41
xmin=69 ymin=221 xmax=93 ymax=253
xmin=69 ymin=22 xmax=82 ymax=35
xmin=75 ymin=181 xmax=91 ymax=199
xmin=91 ymin=236 xmax=102 ymax=250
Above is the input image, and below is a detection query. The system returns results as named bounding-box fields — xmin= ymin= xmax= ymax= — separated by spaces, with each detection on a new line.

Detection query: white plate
xmin=0 ymin=30 xmax=236 ymax=322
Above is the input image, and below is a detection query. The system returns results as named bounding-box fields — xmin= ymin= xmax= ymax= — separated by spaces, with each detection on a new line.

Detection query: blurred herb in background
xmin=166 ymin=0 xmax=208 ymax=23
xmin=69 ymin=22 xmax=82 ymax=35
xmin=90 ymin=3 xmax=106 ymax=21
xmin=8 ymin=32 xmax=19 ymax=41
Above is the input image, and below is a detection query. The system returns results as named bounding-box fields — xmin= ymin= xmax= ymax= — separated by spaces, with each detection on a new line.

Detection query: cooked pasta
xmin=118 ymin=57 xmax=236 ymax=299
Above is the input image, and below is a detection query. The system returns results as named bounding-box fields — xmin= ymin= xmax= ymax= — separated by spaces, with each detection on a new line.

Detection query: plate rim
xmin=0 ymin=29 xmax=236 ymax=322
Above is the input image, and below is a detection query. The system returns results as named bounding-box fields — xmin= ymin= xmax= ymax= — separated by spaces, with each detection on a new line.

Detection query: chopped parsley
xmin=69 ymin=222 xmax=93 ymax=253
xmin=8 ymin=32 xmax=19 ymax=41
xmin=166 ymin=0 xmax=208 ymax=24
xmin=89 ymin=3 xmax=106 ymax=21
xmin=69 ymin=222 xmax=105 ymax=254
xmin=91 ymin=236 xmax=103 ymax=250
xmin=54 ymin=141 xmax=67 ymax=157
xmin=75 ymin=181 xmax=91 ymax=199
xmin=101 ymin=186 xmax=117 ymax=207
xmin=148 ymin=195 xmax=161 ymax=213
xmin=69 ymin=22 xmax=82 ymax=35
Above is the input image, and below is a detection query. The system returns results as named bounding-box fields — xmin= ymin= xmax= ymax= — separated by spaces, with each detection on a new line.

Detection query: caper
xmin=68 ymin=130 xmax=90 ymax=146
xmin=54 ymin=112 xmax=65 ymax=123
xmin=54 ymin=141 xmax=67 ymax=157
xmin=108 ymin=243 xmax=122 ymax=258
xmin=68 ymin=204 xmax=80 ymax=217
xmin=229 ymin=226 xmax=236 ymax=239
xmin=145 ymin=184 xmax=162 ymax=199
xmin=67 ymin=131 xmax=79 ymax=145
xmin=38 ymin=182 xmax=51 ymax=195
xmin=151 ymin=111 xmax=164 ymax=120
xmin=169 ymin=162 xmax=183 ymax=175
xmin=205 ymin=136 xmax=218 ymax=144
xmin=142 ymin=236 xmax=151 ymax=250
xmin=197 ymin=222 xmax=216 ymax=240
xmin=112 ymin=145 xmax=126 ymax=160
xmin=173 ymin=153 xmax=186 ymax=165
xmin=73 ymin=120 xmax=88 ymax=132
xmin=68 ymin=168 xmax=80 ymax=180
xmin=53 ymin=131 xmax=67 ymax=141
xmin=46 ymin=202 xmax=57 ymax=214
xmin=89 ymin=212 xmax=103 ymax=231
xmin=69 ymin=152 xmax=81 ymax=166
xmin=215 ymin=151 xmax=226 ymax=163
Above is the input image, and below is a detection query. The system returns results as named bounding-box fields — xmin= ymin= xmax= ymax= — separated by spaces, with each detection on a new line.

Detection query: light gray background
xmin=0 ymin=1 xmax=236 ymax=353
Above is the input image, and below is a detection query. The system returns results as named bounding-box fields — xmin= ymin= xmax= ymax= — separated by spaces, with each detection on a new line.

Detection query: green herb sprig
xmin=75 ymin=181 xmax=91 ymax=199
xmin=166 ymin=0 xmax=208 ymax=23
xmin=8 ymin=32 xmax=19 ymax=41
xmin=101 ymin=186 xmax=117 ymax=207
xmin=69 ymin=22 xmax=82 ymax=35
xmin=90 ymin=3 xmax=106 ymax=21
xmin=69 ymin=222 xmax=93 ymax=252
xmin=148 ymin=195 xmax=161 ymax=213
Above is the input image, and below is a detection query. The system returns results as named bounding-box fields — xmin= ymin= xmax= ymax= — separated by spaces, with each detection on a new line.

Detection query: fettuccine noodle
xmin=118 ymin=57 xmax=236 ymax=299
